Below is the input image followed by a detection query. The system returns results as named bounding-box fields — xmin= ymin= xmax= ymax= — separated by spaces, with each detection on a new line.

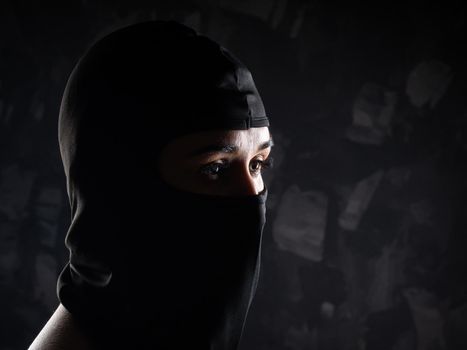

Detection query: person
xmin=28 ymin=20 xmax=273 ymax=349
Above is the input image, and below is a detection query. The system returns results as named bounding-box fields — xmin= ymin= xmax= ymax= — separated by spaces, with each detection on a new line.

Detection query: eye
xmin=249 ymin=156 xmax=274 ymax=176
xmin=199 ymin=156 xmax=274 ymax=181
xmin=199 ymin=160 xmax=229 ymax=179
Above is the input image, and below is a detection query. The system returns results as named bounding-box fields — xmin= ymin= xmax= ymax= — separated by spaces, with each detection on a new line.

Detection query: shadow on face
xmin=157 ymin=127 xmax=273 ymax=196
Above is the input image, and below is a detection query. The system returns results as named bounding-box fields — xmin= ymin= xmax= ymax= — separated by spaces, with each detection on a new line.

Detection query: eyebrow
xmin=189 ymin=138 xmax=274 ymax=157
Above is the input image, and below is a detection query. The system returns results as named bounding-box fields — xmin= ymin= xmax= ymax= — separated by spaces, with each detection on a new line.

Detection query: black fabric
xmin=56 ymin=20 xmax=269 ymax=349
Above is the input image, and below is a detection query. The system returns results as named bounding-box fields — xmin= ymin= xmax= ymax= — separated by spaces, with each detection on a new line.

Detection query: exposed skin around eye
xmin=157 ymin=127 xmax=273 ymax=196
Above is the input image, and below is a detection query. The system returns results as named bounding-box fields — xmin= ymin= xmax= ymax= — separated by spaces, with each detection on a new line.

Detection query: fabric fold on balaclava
xmin=56 ymin=20 xmax=269 ymax=349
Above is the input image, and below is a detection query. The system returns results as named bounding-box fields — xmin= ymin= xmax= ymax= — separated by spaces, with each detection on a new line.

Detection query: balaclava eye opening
xmin=57 ymin=20 xmax=270 ymax=350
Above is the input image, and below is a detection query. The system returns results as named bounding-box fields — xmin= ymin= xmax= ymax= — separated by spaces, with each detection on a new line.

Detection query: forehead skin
xmin=158 ymin=127 xmax=271 ymax=196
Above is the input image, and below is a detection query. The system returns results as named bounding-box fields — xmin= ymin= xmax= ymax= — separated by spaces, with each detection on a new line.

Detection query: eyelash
xmin=200 ymin=157 xmax=274 ymax=179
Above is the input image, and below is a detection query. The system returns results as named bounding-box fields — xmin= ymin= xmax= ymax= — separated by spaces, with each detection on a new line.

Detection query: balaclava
xmin=56 ymin=20 xmax=269 ymax=349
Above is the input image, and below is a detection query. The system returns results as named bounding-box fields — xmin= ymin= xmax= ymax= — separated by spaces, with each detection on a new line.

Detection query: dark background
xmin=1 ymin=1 xmax=467 ymax=349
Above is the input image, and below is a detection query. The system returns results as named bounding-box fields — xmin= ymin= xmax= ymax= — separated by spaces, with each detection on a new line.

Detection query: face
xmin=158 ymin=127 xmax=273 ymax=196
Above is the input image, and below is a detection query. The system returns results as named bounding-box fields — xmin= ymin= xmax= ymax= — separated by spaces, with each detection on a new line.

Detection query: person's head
xmin=57 ymin=20 xmax=272 ymax=348
xmin=58 ymin=20 xmax=272 ymax=199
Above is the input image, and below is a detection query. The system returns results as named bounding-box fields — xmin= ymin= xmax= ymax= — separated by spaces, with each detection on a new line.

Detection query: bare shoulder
xmin=28 ymin=304 xmax=95 ymax=350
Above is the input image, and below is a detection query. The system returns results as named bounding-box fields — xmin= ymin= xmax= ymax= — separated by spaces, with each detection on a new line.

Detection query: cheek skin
xmin=232 ymin=158 xmax=265 ymax=195
xmin=255 ymin=174 xmax=265 ymax=193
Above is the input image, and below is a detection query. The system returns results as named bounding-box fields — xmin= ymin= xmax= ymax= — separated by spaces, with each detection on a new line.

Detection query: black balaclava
xmin=56 ymin=20 xmax=269 ymax=349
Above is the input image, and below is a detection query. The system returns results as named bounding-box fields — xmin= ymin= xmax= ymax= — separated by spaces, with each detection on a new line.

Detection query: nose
xmin=233 ymin=165 xmax=263 ymax=196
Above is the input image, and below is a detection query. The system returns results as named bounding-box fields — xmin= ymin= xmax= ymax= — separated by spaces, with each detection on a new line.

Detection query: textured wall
xmin=1 ymin=1 xmax=466 ymax=349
